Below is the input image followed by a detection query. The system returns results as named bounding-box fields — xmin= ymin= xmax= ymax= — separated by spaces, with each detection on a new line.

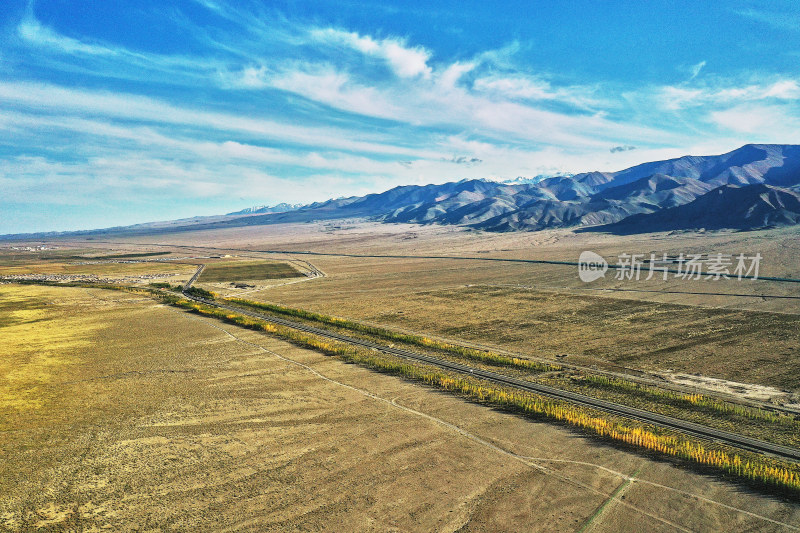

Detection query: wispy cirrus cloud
xmin=309 ymin=28 xmax=432 ymax=78
xmin=688 ymin=60 xmax=706 ymax=81
xmin=269 ymin=67 xmax=404 ymax=119
xmin=0 ymin=4 xmax=708 ymax=154
xmin=709 ymin=104 xmax=800 ymax=136
xmin=236 ymin=56 xmax=669 ymax=150
xmin=2 ymin=0 xmax=799 ymax=232
xmin=18 ymin=17 xmax=117 ymax=56
xmin=0 ymin=81 xmax=428 ymax=156
xmin=734 ymin=8 xmax=800 ymax=31
xmin=655 ymin=78 xmax=800 ymax=110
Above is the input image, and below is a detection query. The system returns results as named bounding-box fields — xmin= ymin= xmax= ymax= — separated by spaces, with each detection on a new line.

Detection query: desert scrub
xmin=226 ymin=296 xmax=560 ymax=373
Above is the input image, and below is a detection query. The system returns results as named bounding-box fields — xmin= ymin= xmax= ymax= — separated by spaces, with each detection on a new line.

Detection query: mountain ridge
xmin=3 ymin=144 xmax=800 ymax=239
xmin=584 ymin=183 xmax=800 ymax=234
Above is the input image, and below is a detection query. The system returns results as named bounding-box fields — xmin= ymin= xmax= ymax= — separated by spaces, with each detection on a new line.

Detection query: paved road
xmin=183 ymin=264 xmax=205 ymax=289
xmin=182 ymin=269 xmax=800 ymax=462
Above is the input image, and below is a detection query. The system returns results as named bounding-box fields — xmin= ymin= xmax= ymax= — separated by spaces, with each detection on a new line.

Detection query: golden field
xmin=1 ymin=284 xmax=800 ymax=531
xmin=135 ymin=222 xmax=800 ymax=397
xmin=2 ymin=221 xmax=799 ymax=531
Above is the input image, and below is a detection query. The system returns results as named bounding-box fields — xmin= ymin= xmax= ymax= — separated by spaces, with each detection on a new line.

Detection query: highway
xmin=183 ymin=264 xmax=205 ymax=288
xmin=182 ymin=269 xmax=800 ymax=462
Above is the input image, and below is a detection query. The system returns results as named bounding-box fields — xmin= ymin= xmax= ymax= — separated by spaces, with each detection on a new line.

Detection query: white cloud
xmin=734 ymin=8 xmax=800 ymax=31
xmin=0 ymin=154 xmax=290 ymax=203
xmin=658 ymin=86 xmax=705 ymax=110
xmin=0 ymin=81 xmax=426 ymax=157
xmin=471 ymin=74 xmax=605 ymax=110
xmin=310 ymin=28 xmax=432 ymax=78
xmin=437 ymin=62 xmax=475 ymax=90
xmin=473 ymin=76 xmax=554 ymax=100
xmin=269 ymin=67 xmax=402 ymax=118
xmin=689 ymin=60 xmax=706 ymax=80
xmin=380 ymin=40 xmax=431 ymax=78
xmin=658 ymin=79 xmax=800 ymax=110
xmin=18 ymin=18 xmax=117 ymax=56
xmin=10 ymin=15 xmax=661 ymax=157
xmin=0 ymin=108 xmax=663 ymax=208
xmin=473 ymin=41 xmax=524 ymax=70
xmin=709 ymin=104 xmax=797 ymax=135
xmin=228 ymin=65 xmax=270 ymax=88
xmin=192 ymin=0 xmax=223 ymax=13
xmin=763 ymin=80 xmax=800 ymax=99
xmin=0 ymin=109 xmax=455 ymax=193
xmin=244 ymin=59 xmax=670 ymax=150
xmin=16 ymin=12 xmax=230 ymax=87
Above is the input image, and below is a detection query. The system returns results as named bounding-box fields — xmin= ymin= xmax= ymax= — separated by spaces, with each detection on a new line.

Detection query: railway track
xmin=182 ymin=268 xmax=800 ymax=462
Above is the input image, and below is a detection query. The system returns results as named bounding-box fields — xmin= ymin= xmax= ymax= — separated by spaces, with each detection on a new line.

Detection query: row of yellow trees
xmin=170 ymin=296 xmax=800 ymax=496
xmin=579 ymin=374 xmax=795 ymax=425
xmin=428 ymin=374 xmax=800 ymax=493
xmin=226 ymin=296 xmax=559 ymax=372
xmin=224 ymin=293 xmax=799 ymax=444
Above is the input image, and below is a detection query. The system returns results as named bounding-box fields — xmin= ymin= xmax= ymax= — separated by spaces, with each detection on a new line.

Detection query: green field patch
xmin=199 ymin=261 xmax=303 ymax=282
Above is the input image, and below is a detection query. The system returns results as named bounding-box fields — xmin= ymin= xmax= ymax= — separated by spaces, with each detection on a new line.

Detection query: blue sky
xmin=1 ymin=0 xmax=799 ymax=233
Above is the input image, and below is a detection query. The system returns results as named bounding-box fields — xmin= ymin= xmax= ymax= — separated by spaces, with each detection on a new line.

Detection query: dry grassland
xmin=211 ymin=252 xmax=796 ymax=396
xmin=47 ymin=222 xmax=799 ymax=395
xmin=2 ymin=284 xmax=799 ymax=531
xmin=72 ymin=219 xmax=800 ymax=311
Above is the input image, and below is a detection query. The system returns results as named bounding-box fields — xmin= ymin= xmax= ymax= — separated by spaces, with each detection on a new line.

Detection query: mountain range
xmin=501 ymin=173 xmax=575 ymax=185
xmin=588 ymin=183 xmax=800 ymax=234
xmin=256 ymin=143 xmax=800 ymax=234
xmin=226 ymin=203 xmax=303 ymax=216
xmin=3 ymin=144 xmax=800 ymax=239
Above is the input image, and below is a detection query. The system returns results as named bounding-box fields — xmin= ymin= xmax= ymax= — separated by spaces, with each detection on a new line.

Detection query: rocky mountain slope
xmin=263 ymin=143 xmax=800 ymax=233
xmin=4 ymin=144 xmax=799 ymax=239
xmin=586 ymin=184 xmax=800 ymax=234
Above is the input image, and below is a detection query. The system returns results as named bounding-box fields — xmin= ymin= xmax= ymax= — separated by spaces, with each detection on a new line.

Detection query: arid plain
xmin=2 ymin=221 xmax=800 ymax=531
xmin=111 ymin=221 xmax=800 ymax=394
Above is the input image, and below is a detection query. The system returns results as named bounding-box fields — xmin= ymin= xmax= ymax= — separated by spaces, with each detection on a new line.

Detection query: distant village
xmin=7 ymin=245 xmax=58 ymax=251
xmin=0 ymin=273 xmax=180 ymax=284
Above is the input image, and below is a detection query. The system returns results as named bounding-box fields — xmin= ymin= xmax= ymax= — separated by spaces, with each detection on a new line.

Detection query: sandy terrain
xmin=2 ymin=284 xmax=799 ymax=531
